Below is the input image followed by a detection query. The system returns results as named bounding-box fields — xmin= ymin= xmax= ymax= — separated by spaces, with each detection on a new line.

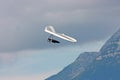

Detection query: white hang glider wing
xmin=45 ymin=26 xmax=77 ymax=42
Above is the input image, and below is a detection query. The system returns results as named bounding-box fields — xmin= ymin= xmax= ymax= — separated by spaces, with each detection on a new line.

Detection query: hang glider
xmin=44 ymin=26 xmax=77 ymax=43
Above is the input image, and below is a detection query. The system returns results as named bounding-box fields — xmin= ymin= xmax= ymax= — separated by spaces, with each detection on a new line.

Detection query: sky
xmin=0 ymin=0 xmax=120 ymax=80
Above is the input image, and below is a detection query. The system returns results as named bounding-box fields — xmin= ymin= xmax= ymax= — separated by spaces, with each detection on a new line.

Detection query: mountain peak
xmin=96 ymin=28 xmax=120 ymax=61
xmin=100 ymin=28 xmax=120 ymax=55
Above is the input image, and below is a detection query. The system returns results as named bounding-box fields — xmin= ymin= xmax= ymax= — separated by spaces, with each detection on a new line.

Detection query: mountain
xmin=73 ymin=29 xmax=120 ymax=80
xmin=46 ymin=52 xmax=99 ymax=80
xmin=46 ymin=28 xmax=120 ymax=80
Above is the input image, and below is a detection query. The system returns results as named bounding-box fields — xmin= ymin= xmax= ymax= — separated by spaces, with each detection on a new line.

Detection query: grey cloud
xmin=0 ymin=0 xmax=120 ymax=52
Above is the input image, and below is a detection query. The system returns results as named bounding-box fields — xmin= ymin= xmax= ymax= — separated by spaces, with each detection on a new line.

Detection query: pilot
xmin=48 ymin=38 xmax=60 ymax=43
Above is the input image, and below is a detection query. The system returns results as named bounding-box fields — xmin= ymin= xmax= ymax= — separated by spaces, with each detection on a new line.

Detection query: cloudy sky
xmin=0 ymin=0 xmax=120 ymax=80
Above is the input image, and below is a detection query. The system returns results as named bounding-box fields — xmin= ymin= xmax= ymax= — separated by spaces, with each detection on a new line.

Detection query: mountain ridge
xmin=46 ymin=52 xmax=99 ymax=80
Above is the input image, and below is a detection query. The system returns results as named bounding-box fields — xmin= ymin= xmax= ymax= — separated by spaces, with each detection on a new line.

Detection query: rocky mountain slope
xmin=46 ymin=52 xmax=99 ymax=80
xmin=73 ymin=29 xmax=120 ymax=80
